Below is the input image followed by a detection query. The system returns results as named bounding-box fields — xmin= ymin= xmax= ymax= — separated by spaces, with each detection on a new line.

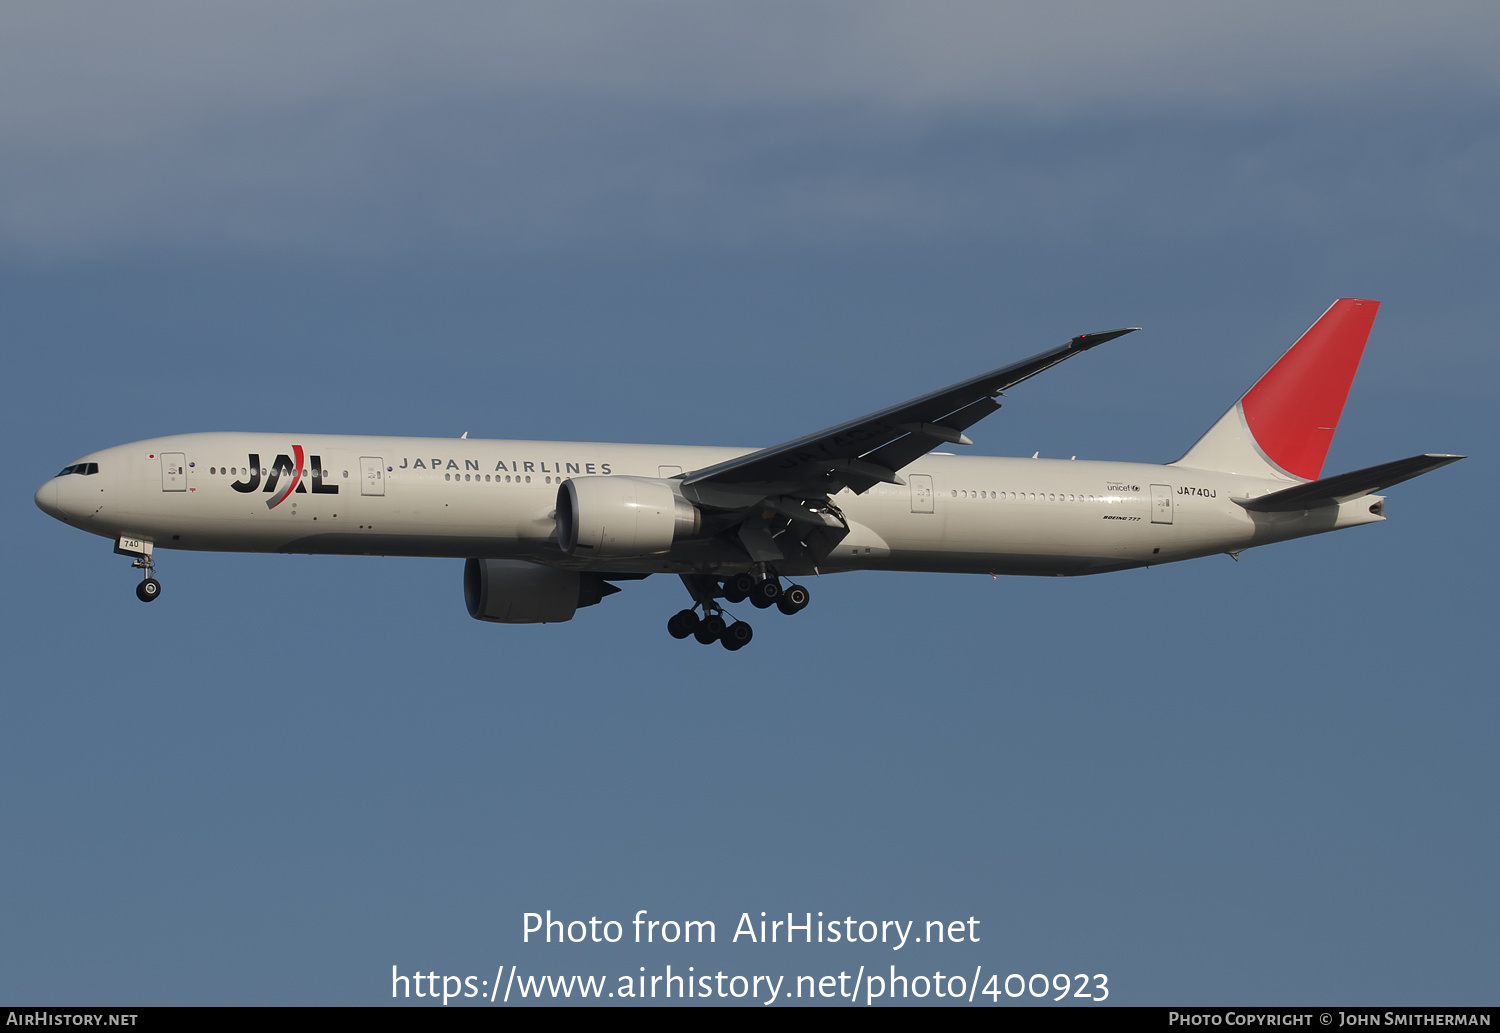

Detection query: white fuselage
xmin=37 ymin=432 xmax=1386 ymax=578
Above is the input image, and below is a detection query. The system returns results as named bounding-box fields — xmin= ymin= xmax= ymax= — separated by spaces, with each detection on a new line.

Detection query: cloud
xmin=1 ymin=2 xmax=1496 ymax=259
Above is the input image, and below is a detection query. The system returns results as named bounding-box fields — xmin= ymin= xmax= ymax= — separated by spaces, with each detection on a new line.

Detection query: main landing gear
xmin=668 ymin=569 xmax=810 ymax=650
xmin=667 ymin=609 xmax=752 ymax=650
xmin=132 ymin=555 xmax=161 ymax=603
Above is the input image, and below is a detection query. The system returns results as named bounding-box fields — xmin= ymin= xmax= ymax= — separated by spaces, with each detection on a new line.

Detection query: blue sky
xmin=3 ymin=3 xmax=1495 ymax=1006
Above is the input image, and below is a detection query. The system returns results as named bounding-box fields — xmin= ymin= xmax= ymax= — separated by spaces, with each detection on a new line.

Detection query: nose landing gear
xmin=132 ymin=555 xmax=161 ymax=603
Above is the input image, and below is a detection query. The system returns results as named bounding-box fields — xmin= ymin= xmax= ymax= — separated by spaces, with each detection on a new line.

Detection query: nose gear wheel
xmin=131 ymin=554 xmax=161 ymax=603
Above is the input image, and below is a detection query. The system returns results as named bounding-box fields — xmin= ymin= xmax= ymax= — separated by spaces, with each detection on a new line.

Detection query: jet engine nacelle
xmin=555 ymin=476 xmax=700 ymax=558
xmin=464 ymin=558 xmax=578 ymax=623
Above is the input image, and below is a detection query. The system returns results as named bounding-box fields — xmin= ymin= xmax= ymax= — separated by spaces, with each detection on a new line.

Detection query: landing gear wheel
xmin=136 ymin=578 xmax=161 ymax=603
xmin=721 ymin=622 xmax=753 ymax=650
xmin=667 ymin=609 xmax=700 ymax=639
xmin=777 ymin=584 xmax=810 ymax=615
xmin=749 ymin=578 xmax=782 ymax=609
xmin=722 ymin=578 xmax=749 ymax=604
xmin=693 ymin=614 xmax=726 ymax=645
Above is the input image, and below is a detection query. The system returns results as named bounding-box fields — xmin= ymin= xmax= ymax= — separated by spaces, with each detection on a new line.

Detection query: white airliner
xmin=35 ymin=298 xmax=1461 ymax=649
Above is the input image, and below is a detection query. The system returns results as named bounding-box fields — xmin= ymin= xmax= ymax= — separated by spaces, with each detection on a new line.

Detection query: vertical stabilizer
xmin=1172 ymin=299 xmax=1378 ymax=480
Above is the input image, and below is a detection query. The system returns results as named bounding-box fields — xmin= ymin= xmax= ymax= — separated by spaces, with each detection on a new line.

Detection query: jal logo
xmin=230 ymin=447 xmax=339 ymax=509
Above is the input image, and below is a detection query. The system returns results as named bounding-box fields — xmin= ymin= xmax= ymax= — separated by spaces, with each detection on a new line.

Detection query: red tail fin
xmin=1174 ymin=299 xmax=1378 ymax=480
xmin=1241 ymin=299 xmax=1377 ymax=479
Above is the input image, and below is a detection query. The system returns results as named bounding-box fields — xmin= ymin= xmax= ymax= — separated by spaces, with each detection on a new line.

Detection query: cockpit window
xmin=55 ymin=463 xmax=100 ymax=477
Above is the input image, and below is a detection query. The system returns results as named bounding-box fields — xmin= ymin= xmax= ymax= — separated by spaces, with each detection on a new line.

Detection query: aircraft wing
xmin=681 ymin=327 xmax=1139 ymax=508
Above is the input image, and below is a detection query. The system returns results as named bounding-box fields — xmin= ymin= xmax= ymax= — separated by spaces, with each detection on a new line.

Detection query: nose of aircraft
xmin=35 ymin=478 xmax=60 ymax=519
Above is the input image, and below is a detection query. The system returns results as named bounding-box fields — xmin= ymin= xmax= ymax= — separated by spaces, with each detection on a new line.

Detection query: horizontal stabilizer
xmin=1234 ymin=453 xmax=1465 ymax=511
